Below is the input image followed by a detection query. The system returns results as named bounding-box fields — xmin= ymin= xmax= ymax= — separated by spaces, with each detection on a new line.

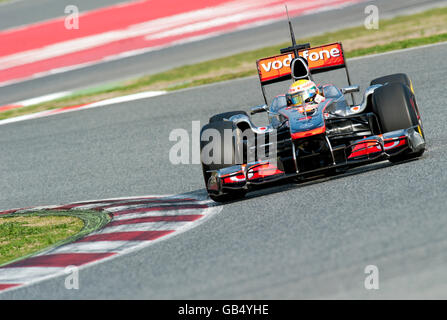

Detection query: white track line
xmin=0 ymin=267 xmax=64 ymax=284
xmin=0 ymin=90 xmax=167 ymax=126
xmin=94 ymin=221 xmax=192 ymax=233
xmin=85 ymin=91 xmax=167 ymax=108
xmin=66 ymin=203 xmax=111 ymax=210
xmin=15 ymin=91 xmax=72 ymax=107
xmin=111 ymin=208 xmax=208 ymax=221
xmin=48 ymin=241 xmax=146 ymax=254
xmin=102 ymin=202 xmax=205 ymax=212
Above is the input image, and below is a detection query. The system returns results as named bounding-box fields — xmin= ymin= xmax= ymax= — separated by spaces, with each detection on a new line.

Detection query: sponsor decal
xmin=257 ymin=43 xmax=345 ymax=83
xmin=258 ymin=53 xmax=294 ymax=82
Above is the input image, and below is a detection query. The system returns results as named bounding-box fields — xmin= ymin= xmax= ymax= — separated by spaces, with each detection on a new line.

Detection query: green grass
xmin=0 ymin=210 xmax=111 ymax=266
xmin=1 ymin=6 xmax=447 ymax=120
xmin=346 ymin=33 xmax=447 ymax=57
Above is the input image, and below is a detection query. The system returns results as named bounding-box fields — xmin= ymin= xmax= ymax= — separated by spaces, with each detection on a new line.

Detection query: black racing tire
xmin=371 ymin=73 xmax=424 ymax=135
xmin=209 ymin=111 xmax=248 ymax=123
xmin=372 ymin=82 xmax=425 ymax=162
xmin=370 ymin=73 xmax=414 ymax=93
xmin=372 ymin=82 xmax=417 ymax=132
xmin=200 ymin=121 xmax=247 ymax=202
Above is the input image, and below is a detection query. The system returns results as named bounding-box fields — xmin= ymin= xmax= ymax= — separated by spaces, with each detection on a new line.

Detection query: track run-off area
xmin=0 ymin=0 xmax=443 ymax=106
xmin=0 ymin=0 xmax=364 ymax=87
xmin=0 ymin=43 xmax=446 ymax=298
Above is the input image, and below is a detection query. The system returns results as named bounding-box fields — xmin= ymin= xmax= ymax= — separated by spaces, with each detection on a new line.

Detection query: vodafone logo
xmin=257 ymin=43 xmax=345 ymax=83
xmin=259 ymin=48 xmax=341 ymax=72
xmin=300 ymin=48 xmax=340 ymax=62
xmin=260 ymin=54 xmax=293 ymax=72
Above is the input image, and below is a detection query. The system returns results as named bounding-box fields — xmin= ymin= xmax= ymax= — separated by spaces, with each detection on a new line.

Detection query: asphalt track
xmin=0 ymin=42 xmax=446 ymax=299
xmin=0 ymin=0 xmax=445 ymax=105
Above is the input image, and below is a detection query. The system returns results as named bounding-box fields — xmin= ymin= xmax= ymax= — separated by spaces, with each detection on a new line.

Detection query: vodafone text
xmin=260 ymin=54 xmax=293 ymax=72
xmin=260 ymin=48 xmax=341 ymax=72
xmin=301 ymin=47 xmax=341 ymax=62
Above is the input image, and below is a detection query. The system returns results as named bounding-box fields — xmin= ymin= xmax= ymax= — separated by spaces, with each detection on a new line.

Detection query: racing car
xmin=200 ymin=34 xmax=425 ymax=202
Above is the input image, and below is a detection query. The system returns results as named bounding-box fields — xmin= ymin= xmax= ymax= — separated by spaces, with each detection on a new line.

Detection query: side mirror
xmin=250 ymin=104 xmax=268 ymax=115
xmin=341 ymin=85 xmax=360 ymax=94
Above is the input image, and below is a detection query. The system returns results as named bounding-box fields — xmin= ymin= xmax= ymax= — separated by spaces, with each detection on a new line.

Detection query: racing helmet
xmin=286 ymin=80 xmax=318 ymax=107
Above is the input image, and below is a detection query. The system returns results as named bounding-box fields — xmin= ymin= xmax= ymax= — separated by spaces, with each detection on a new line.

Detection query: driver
xmin=285 ymin=79 xmax=324 ymax=108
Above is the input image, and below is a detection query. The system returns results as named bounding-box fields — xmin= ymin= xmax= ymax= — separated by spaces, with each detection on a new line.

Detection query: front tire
xmin=372 ymin=82 xmax=425 ymax=162
xmin=200 ymin=121 xmax=247 ymax=202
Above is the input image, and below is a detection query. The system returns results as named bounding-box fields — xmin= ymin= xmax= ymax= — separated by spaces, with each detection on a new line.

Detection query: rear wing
xmin=256 ymin=42 xmax=354 ymax=103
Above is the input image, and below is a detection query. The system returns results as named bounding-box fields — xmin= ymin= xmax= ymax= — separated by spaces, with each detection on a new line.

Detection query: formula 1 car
xmin=200 ymin=30 xmax=425 ymax=202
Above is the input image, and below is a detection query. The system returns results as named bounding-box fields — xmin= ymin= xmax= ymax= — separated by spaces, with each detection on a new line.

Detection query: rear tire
xmin=200 ymin=121 xmax=247 ymax=202
xmin=372 ymin=82 xmax=425 ymax=162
